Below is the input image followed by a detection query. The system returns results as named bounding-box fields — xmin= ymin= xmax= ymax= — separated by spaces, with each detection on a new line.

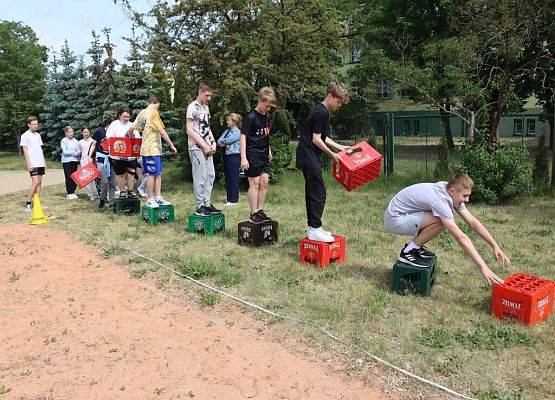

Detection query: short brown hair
xmin=327 ymin=82 xmax=349 ymax=104
xmin=227 ymin=113 xmax=242 ymax=126
xmin=447 ymin=173 xmax=475 ymax=191
xmin=27 ymin=116 xmax=38 ymax=124
xmin=62 ymin=125 xmax=73 ymax=134
xmin=199 ymin=82 xmax=213 ymax=93
xmin=148 ymin=94 xmax=161 ymax=104
xmin=117 ymin=107 xmax=131 ymax=117
xmin=258 ymin=87 xmax=277 ymax=106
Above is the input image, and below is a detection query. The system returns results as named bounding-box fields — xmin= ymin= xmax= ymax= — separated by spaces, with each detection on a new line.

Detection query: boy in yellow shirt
xmin=128 ymin=94 xmax=177 ymax=208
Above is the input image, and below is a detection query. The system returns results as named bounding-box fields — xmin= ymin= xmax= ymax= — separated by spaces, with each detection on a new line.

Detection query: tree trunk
xmin=489 ymin=59 xmax=512 ymax=151
xmin=12 ymin=126 xmax=22 ymax=153
xmin=468 ymin=111 xmax=476 ymax=144
xmin=440 ymin=105 xmax=454 ymax=150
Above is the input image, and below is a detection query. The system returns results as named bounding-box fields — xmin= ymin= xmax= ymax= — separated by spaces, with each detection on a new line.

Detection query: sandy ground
xmin=0 ymin=224 xmax=392 ymax=400
xmin=0 ymin=170 xmax=65 ymax=196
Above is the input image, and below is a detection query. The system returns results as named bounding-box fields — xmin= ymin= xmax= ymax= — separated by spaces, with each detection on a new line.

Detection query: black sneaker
xmin=256 ymin=209 xmax=271 ymax=222
xmin=398 ymin=248 xmax=429 ymax=268
xmin=128 ymin=191 xmax=139 ymax=199
xmin=98 ymin=199 xmax=106 ymax=209
xmin=249 ymin=212 xmax=265 ymax=224
xmin=206 ymin=204 xmax=221 ymax=214
xmin=195 ymin=206 xmax=211 ymax=216
xmin=119 ymin=191 xmax=127 ymax=199
xmin=418 ymin=246 xmax=435 ymax=259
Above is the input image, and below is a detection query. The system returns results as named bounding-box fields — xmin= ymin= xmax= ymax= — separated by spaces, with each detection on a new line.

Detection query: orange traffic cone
xmin=30 ymin=193 xmax=47 ymax=225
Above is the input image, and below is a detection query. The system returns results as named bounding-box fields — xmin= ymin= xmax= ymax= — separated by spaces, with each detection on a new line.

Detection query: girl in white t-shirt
xmin=106 ymin=107 xmax=141 ymax=198
xmin=79 ymin=126 xmax=97 ymax=201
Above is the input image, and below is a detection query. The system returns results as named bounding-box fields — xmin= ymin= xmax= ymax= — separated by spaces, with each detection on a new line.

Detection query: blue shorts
xmin=383 ymin=211 xmax=424 ymax=236
xmin=143 ymin=155 xmax=163 ymax=176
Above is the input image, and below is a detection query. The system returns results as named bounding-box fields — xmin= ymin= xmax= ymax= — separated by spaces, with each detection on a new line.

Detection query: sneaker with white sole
xmin=307 ymin=227 xmax=334 ymax=242
xmin=146 ymin=199 xmax=159 ymax=208
xmin=225 ymin=202 xmax=237 ymax=207
xmin=155 ymin=197 xmax=171 ymax=206
xmin=398 ymin=248 xmax=429 ymax=268
xmin=24 ymin=204 xmax=32 ymax=213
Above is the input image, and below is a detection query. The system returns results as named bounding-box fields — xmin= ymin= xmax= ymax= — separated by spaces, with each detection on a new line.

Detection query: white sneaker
xmin=155 ymin=197 xmax=171 ymax=206
xmin=225 ymin=202 xmax=238 ymax=206
xmin=24 ymin=204 xmax=32 ymax=213
xmin=115 ymin=190 xmax=120 ymax=197
xmin=67 ymin=193 xmax=78 ymax=200
xmin=88 ymin=195 xmax=95 ymax=202
xmin=66 ymin=194 xmax=72 ymax=200
xmin=146 ymin=199 xmax=159 ymax=208
xmin=137 ymin=185 xmax=146 ymax=197
xmin=307 ymin=227 xmax=334 ymax=242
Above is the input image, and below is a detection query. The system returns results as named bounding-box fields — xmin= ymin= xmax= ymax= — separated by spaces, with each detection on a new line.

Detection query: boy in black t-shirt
xmin=296 ymin=82 xmax=350 ymax=242
xmin=240 ymin=87 xmax=277 ymax=223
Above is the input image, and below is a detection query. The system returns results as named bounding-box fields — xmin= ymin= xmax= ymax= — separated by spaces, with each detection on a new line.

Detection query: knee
xmin=259 ymin=176 xmax=269 ymax=189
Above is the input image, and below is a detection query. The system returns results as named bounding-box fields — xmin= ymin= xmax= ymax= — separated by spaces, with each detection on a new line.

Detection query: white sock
xmin=147 ymin=197 xmax=155 ymax=203
xmin=155 ymin=195 xmax=163 ymax=200
xmin=139 ymin=177 xmax=147 ymax=189
xmin=404 ymin=241 xmax=421 ymax=253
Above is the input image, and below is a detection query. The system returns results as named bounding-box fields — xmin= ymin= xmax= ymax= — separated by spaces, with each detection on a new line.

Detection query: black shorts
xmin=245 ymin=162 xmax=270 ymax=178
xmin=29 ymin=167 xmax=45 ymax=177
xmin=111 ymin=159 xmax=136 ymax=175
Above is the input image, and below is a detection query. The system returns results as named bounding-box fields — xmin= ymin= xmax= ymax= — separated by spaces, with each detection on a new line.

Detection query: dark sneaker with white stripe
xmin=399 ymin=248 xmax=429 ymax=268
xmin=195 ymin=206 xmax=211 ymax=216
xmin=418 ymin=246 xmax=435 ymax=259
xmin=206 ymin=204 xmax=221 ymax=214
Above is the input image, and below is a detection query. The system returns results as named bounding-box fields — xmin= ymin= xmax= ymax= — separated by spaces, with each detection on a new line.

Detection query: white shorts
xmin=383 ymin=211 xmax=424 ymax=237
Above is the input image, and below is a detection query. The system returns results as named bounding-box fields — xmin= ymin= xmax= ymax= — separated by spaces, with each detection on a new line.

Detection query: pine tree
xmin=39 ymin=50 xmax=65 ymax=158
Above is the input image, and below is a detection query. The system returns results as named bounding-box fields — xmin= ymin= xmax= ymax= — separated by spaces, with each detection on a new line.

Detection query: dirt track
xmin=0 ymin=169 xmax=65 ymax=196
xmin=0 ymin=224 xmax=392 ymax=399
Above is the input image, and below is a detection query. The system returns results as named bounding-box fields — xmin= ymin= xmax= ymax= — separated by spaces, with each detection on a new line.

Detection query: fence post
xmin=386 ymin=113 xmax=394 ymax=176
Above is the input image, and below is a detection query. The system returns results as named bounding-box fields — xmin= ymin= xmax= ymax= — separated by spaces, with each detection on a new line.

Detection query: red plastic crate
xmin=332 ymin=141 xmax=382 ymax=191
xmin=71 ymin=162 xmax=99 ymax=188
xmin=492 ymin=273 xmax=554 ymax=326
xmin=299 ymin=235 xmax=346 ymax=268
xmin=107 ymin=137 xmax=142 ymax=158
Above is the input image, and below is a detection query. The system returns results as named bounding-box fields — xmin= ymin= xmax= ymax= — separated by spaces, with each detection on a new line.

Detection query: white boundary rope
xmin=55 ymin=219 xmax=476 ymax=400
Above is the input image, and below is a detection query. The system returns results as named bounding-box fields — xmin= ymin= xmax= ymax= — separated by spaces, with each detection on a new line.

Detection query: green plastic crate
xmin=187 ymin=213 xmax=225 ymax=236
xmin=391 ymin=256 xmax=437 ymax=296
xmin=113 ymin=197 xmax=141 ymax=215
xmin=141 ymin=204 xmax=175 ymax=225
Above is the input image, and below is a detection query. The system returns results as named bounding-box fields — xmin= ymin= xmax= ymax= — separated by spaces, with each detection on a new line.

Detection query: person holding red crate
xmin=295 ymin=82 xmax=350 ymax=242
xmin=384 ymin=173 xmax=511 ymax=284
xmin=107 ymin=107 xmax=141 ymax=199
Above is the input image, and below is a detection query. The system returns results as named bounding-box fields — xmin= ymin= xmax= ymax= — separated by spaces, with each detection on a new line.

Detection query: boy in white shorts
xmin=384 ymin=173 xmax=510 ymax=285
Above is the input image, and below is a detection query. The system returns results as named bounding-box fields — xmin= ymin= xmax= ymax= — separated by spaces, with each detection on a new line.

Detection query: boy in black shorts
xmin=296 ymin=82 xmax=350 ymax=242
xmin=20 ymin=116 xmax=47 ymax=212
xmin=240 ymin=87 xmax=277 ymax=223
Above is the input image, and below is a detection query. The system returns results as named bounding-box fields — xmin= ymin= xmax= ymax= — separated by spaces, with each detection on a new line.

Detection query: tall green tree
xmin=0 ymin=20 xmax=47 ymax=150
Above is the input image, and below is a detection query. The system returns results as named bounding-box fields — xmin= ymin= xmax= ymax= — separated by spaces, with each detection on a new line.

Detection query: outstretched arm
xmin=457 ymin=208 xmax=511 ymax=267
xmin=325 ymin=137 xmax=349 ymax=151
xmin=441 ymin=217 xmax=504 ymax=285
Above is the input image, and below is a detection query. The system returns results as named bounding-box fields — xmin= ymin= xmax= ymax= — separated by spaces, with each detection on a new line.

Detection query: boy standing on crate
xmin=240 ymin=87 xmax=277 ymax=224
xmin=296 ymin=82 xmax=350 ymax=242
xmin=20 ymin=116 xmax=47 ymax=212
xmin=128 ymin=94 xmax=177 ymax=208
xmin=186 ymin=82 xmax=220 ymax=216
xmin=383 ymin=173 xmax=510 ymax=284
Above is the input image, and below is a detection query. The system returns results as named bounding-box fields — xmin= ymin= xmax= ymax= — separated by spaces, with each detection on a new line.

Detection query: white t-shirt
xmin=386 ymin=182 xmax=466 ymax=220
xmin=19 ymin=130 xmax=45 ymax=168
xmin=186 ymin=101 xmax=212 ymax=151
xmin=106 ymin=120 xmax=140 ymax=160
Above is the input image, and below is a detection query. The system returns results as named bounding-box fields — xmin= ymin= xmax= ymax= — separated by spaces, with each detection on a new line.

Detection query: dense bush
xmin=532 ymin=130 xmax=550 ymax=188
xmin=456 ymin=144 xmax=533 ymax=204
xmin=269 ymin=108 xmax=294 ymax=181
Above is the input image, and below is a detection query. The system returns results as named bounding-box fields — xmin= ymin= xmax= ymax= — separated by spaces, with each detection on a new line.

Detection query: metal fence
xmin=329 ymin=112 xmax=549 ymax=182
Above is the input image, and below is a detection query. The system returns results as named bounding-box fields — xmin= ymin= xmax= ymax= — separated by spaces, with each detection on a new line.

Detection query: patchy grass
xmin=0 ymin=161 xmax=553 ymax=399
xmin=0 ymin=151 xmax=24 ymax=171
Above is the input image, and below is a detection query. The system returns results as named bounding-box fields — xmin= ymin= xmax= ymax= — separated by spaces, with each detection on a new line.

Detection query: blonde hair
xmin=258 ymin=87 xmax=277 ymax=106
xmin=327 ymin=81 xmax=350 ymax=104
xmin=27 ymin=116 xmax=38 ymax=124
xmin=447 ymin=173 xmax=475 ymax=191
xmin=62 ymin=125 xmax=73 ymax=134
xmin=227 ymin=113 xmax=242 ymax=126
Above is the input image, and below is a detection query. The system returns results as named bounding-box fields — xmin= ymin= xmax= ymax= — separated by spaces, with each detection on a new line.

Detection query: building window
xmin=526 ymin=119 xmax=536 ymax=136
xmin=404 ymin=120 xmax=411 ymax=135
xmin=349 ymin=44 xmax=363 ymax=64
xmin=378 ymin=81 xmax=394 ymax=99
xmin=413 ymin=120 xmax=420 ymax=134
xmin=513 ymin=119 xmax=523 ymax=135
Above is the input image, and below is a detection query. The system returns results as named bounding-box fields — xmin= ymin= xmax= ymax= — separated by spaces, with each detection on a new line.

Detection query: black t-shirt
xmin=241 ymin=109 xmax=270 ymax=165
xmin=296 ymin=103 xmax=330 ymax=167
xmin=92 ymin=127 xmax=108 ymax=157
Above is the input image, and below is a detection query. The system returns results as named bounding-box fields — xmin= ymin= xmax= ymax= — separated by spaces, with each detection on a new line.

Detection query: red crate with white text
xmin=491 ymin=273 xmax=554 ymax=326
xmin=332 ymin=141 xmax=382 ymax=191
xmin=107 ymin=137 xmax=142 ymax=158
xmin=71 ymin=162 xmax=99 ymax=188
xmin=299 ymin=235 xmax=346 ymax=268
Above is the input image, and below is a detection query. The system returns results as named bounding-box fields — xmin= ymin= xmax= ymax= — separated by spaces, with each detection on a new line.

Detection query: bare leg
xmin=154 ymin=175 xmax=162 ymax=198
xmin=116 ymin=175 xmax=126 ymax=193
xmin=146 ymin=175 xmax=155 ymax=199
xmin=27 ymin=176 xmax=41 ymax=202
xmin=256 ymin=173 xmax=269 ymax=211
xmin=247 ymin=176 xmax=260 ymax=213
xmin=125 ymin=172 xmax=135 ymax=192
xmin=413 ymin=211 xmax=445 ymax=246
